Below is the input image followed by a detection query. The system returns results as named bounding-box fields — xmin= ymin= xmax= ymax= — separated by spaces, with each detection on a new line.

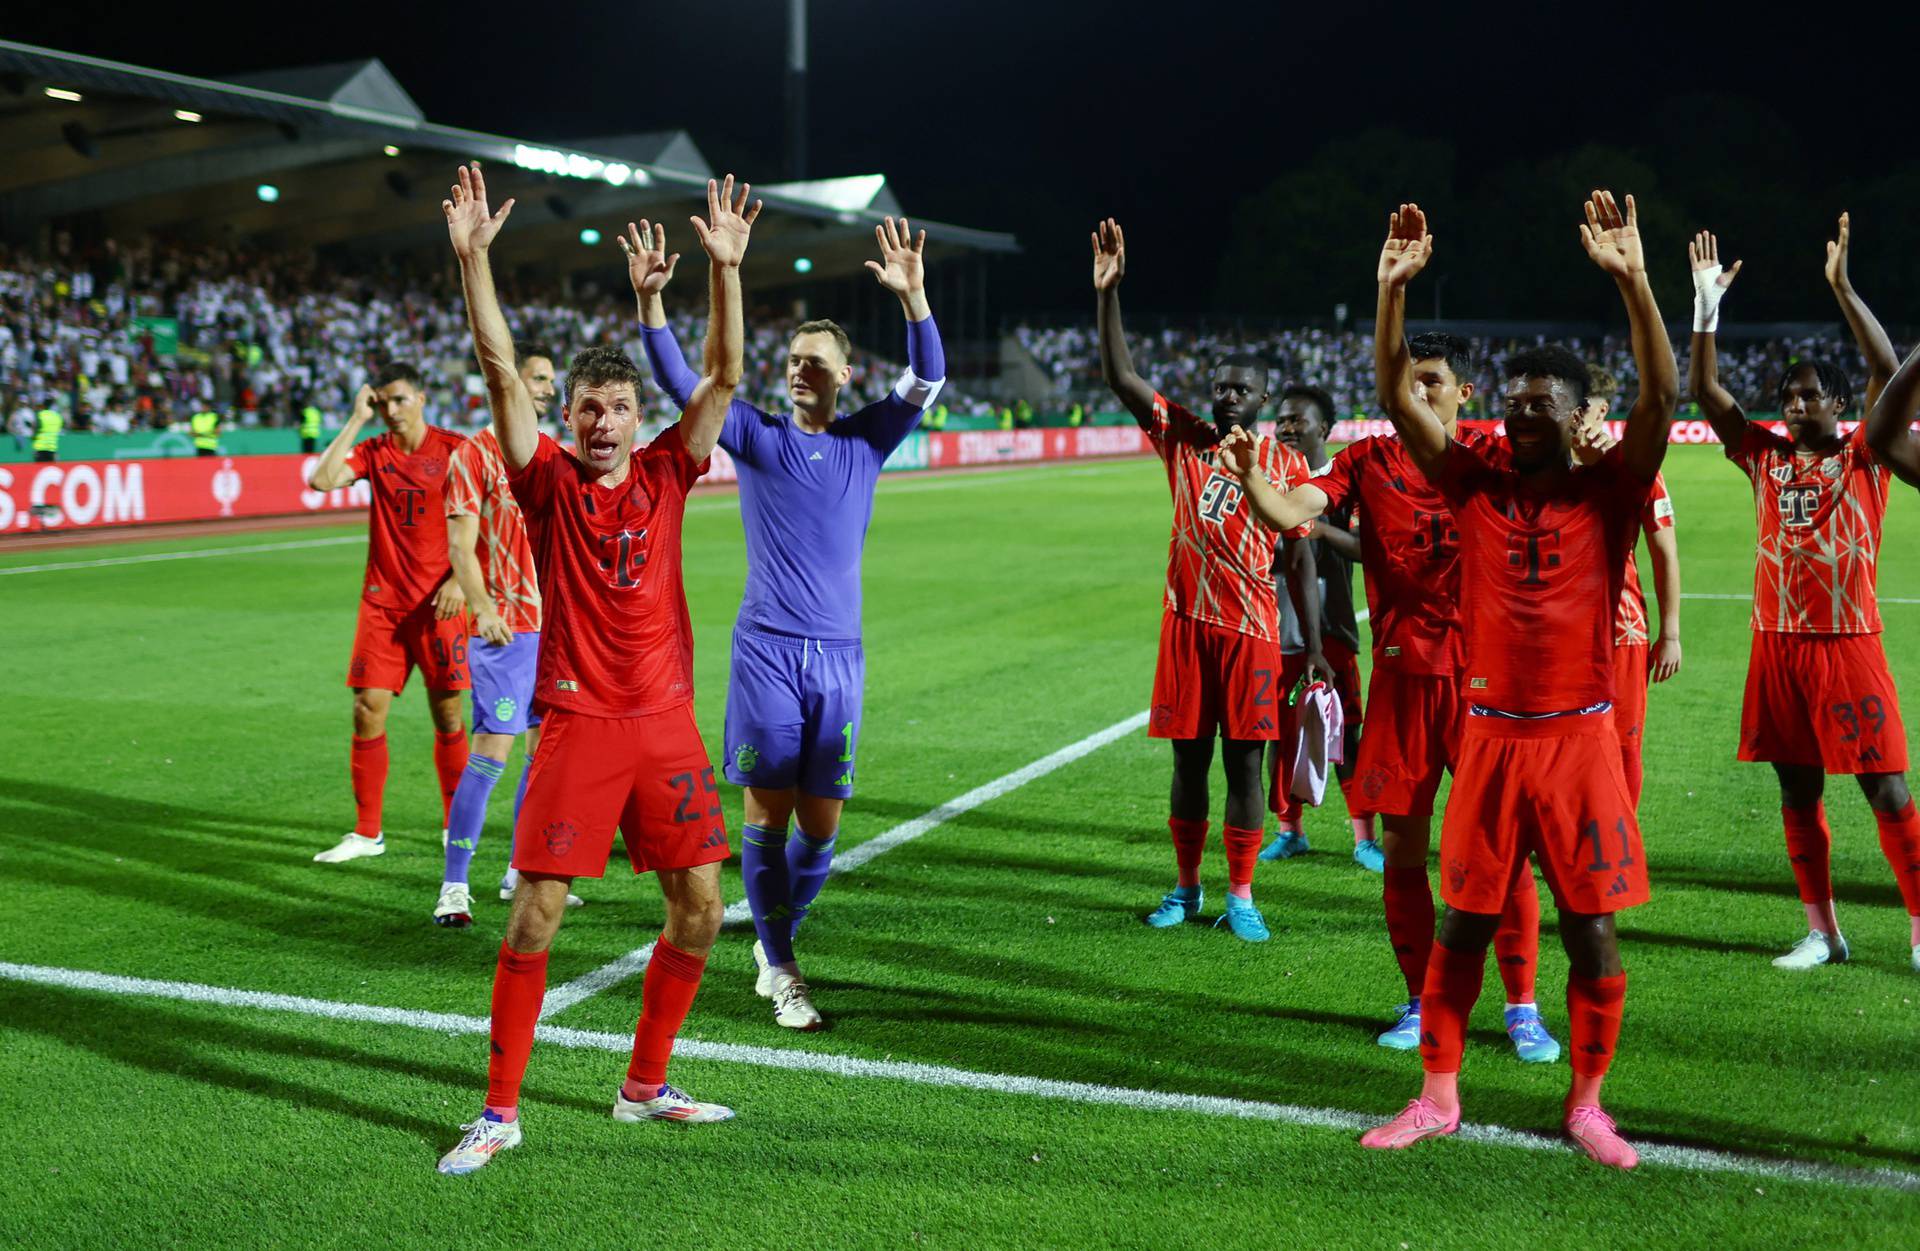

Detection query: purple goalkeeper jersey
xmin=641 ymin=318 xmax=945 ymax=641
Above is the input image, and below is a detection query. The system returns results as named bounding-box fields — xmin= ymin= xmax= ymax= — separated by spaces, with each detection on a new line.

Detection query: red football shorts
xmin=1352 ymin=668 xmax=1461 ymax=818
xmin=512 ymin=705 xmax=731 ymax=878
xmin=1613 ymin=641 xmax=1648 ymax=754
xmin=1441 ymin=712 xmax=1648 ymax=916
xmin=346 ymin=599 xmax=471 ymax=693
xmin=1149 ymin=610 xmax=1283 ymax=741
xmin=1740 ymin=631 xmax=1909 ymax=774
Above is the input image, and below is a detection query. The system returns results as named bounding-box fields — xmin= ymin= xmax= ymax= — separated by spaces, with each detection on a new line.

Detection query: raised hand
xmin=1824 ymin=212 xmax=1855 ymax=292
xmin=1571 ymin=408 xmax=1618 ymax=466
xmin=620 ymin=219 xmax=679 ymax=297
xmin=1688 ymin=229 xmax=1740 ymax=334
xmin=442 ymin=164 xmax=514 ymax=259
xmin=1092 ymin=218 xmax=1126 ymax=291
xmin=689 ymin=175 xmax=761 ymax=268
xmin=1688 ymin=230 xmax=1741 ymax=287
xmin=1579 ymin=190 xmax=1644 ymax=279
xmin=865 ymin=216 xmax=926 ymax=296
xmin=1377 ymin=204 xmax=1433 ymax=287
xmin=350 ymin=383 xmax=376 ymax=425
xmin=1218 ymin=425 xmax=1259 ymax=478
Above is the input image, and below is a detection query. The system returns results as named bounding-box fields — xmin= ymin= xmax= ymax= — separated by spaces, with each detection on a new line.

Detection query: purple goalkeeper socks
xmin=443 ymin=754 xmax=506 ymax=885
xmin=741 ymin=823 xmax=798 ymax=966
xmin=787 ymin=828 xmax=837 ymax=941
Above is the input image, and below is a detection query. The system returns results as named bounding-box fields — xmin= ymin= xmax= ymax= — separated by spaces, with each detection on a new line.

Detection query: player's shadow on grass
xmin=0 ymin=982 xmax=608 ymax=1137
xmin=1614 ymin=926 xmax=1780 ymax=957
xmin=1652 ymin=864 xmax=1906 ymax=909
xmin=0 ymin=778 xmax=340 ymax=845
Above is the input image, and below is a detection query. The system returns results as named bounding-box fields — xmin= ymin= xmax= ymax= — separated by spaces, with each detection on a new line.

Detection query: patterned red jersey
xmin=446 ymin=427 xmax=542 ymax=634
xmin=345 ymin=425 xmax=466 ymax=612
xmin=1316 ymin=429 xmax=1490 ymax=675
xmin=1730 ymin=423 xmax=1887 ymax=635
xmin=509 ymin=430 xmax=707 ymax=718
xmin=1149 ymin=393 xmax=1311 ymax=643
xmin=1614 ymin=472 xmax=1675 ymax=647
xmin=1439 ymin=441 xmax=1650 ymax=714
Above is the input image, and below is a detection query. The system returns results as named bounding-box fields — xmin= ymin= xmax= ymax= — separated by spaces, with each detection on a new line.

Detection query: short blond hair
xmin=1585 ymin=363 xmax=1618 ymax=406
xmin=793 ymin=319 xmax=852 ymax=364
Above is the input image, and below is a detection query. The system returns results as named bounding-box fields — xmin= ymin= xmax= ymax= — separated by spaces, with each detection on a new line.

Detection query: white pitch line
xmin=536 ymin=709 xmax=1152 ymax=1019
xmin=0 ymin=533 xmax=364 ymax=576
xmin=2 ymin=959 xmax=1913 ymax=1194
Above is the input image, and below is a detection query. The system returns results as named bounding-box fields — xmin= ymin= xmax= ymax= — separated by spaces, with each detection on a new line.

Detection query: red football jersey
xmin=1316 ymin=430 xmax=1490 ymax=675
xmin=1149 ymin=393 xmax=1311 ymax=643
xmin=447 ymin=427 xmax=542 ymax=634
xmin=1439 ymin=440 xmax=1650 ymax=714
xmin=346 ymin=426 xmax=466 ymax=612
xmin=1730 ymin=423 xmax=1887 ymax=635
xmin=509 ymin=430 xmax=708 ymax=717
xmin=1614 ymin=472 xmax=1675 ymax=646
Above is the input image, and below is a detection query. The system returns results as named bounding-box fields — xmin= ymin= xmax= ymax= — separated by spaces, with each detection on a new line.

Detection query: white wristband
xmin=1692 ymin=265 xmax=1725 ymax=334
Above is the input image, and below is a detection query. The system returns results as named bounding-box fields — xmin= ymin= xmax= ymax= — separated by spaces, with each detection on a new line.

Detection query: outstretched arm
xmin=1825 ymin=213 xmax=1899 ymax=416
xmin=1580 ymin=191 xmax=1677 ymax=480
xmin=1865 ymin=341 xmax=1920 ymax=489
xmin=1685 ymin=230 xmax=1748 ymax=449
xmin=1092 ymin=219 xmax=1157 ymax=429
xmin=623 ymin=220 xmax=699 ymax=408
xmin=444 ymin=165 xmax=537 ymax=471
xmin=858 ymin=216 xmax=948 ymax=450
xmin=679 ymin=176 xmax=758 ymax=465
xmin=308 ymin=384 xmax=374 ymax=490
xmin=1220 ymin=427 xmax=1329 ymax=530
xmin=1373 ymin=204 xmax=1448 ymax=474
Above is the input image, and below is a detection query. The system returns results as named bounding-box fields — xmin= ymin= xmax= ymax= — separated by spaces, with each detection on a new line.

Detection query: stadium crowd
xmin=1 ymin=234 xmax=1895 ymax=444
xmin=0 ymin=235 xmax=984 ymax=439
xmin=1016 ymin=321 xmax=1898 ymax=419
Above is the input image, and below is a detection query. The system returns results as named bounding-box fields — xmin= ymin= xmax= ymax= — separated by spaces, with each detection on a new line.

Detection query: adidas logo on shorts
xmin=1606 ymin=872 xmax=1631 ymax=897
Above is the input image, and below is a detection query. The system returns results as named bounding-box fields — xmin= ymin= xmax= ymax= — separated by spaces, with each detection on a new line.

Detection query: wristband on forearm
xmin=1692 ymin=265 xmax=1726 ymax=334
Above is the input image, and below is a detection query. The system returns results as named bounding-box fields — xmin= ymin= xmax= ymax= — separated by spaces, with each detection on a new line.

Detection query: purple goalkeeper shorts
xmin=469 ymin=631 xmax=541 ymax=735
xmin=723 ymin=624 xmax=864 ymax=799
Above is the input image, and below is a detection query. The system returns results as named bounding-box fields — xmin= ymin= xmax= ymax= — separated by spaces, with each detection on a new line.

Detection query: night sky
xmin=10 ymin=1 xmax=1914 ymax=316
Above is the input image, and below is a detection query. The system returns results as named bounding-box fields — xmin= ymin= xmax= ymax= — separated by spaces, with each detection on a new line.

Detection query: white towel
xmin=1289 ymin=681 xmax=1346 ymax=806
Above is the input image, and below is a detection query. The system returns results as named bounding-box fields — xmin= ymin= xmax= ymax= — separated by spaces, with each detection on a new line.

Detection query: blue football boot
xmin=1145 ymin=886 xmax=1202 ymax=928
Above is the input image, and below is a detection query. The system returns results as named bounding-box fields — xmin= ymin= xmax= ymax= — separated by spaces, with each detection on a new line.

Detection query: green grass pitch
xmin=2 ymin=448 xmax=1917 ymax=1248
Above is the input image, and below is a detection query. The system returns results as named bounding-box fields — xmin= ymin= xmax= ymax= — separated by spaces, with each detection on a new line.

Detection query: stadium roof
xmin=0 ymin=40 xmax=1017 ymax=287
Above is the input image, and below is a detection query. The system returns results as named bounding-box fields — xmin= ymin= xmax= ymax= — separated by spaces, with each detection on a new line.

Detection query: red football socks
xmin=1168 ymin=817 xmax=1207 ymax=888
xmin=349 ymin=734 xmax=388 ymax=837
xmin=1383 ymin=866 xmax=1435 ymax=998
xmin=1339 ymin=777 xmax=1374 ymax=842
xmin=1222 ymin=825 xmax=1262 ymax=898
xmin=484 ymin=941 xmax=550 ymax=1114
xmin=1621 ymin=745 xmax=1644 ymax=810
xmin=1494 ymin=867 xmax=1541 ymax=1005
xmin=1566 ymin=972 xmax=1627 ymax=1108
xmin=1417 ymin=940 xmax=1486 ymax=1075
xmin=625 ymin=937 xmax=708 ymax=1094
xmin=1782 ymin=804 xmax=1834 ymax=905
xmin=1873 ymin=801 xmax=1920 ymax=922
xmin=434 ymin=728 xmax=469 ymax=824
